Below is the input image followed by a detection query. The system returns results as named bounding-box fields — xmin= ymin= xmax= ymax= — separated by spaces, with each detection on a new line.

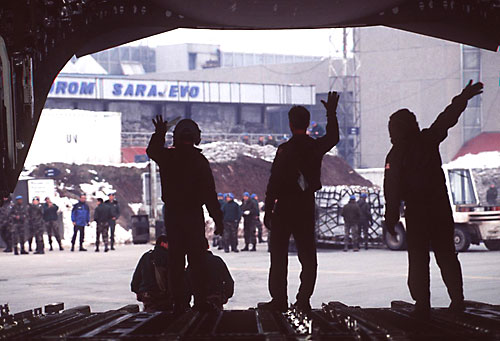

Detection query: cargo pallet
xmin=1 ymin=300 xmax=499 ymax=340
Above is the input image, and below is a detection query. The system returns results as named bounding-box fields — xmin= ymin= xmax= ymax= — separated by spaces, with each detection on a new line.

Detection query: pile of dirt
xmin=211 ymin=155 xmax=372 ymax=199
xmin=29 ymin=163 xmax=145 ymax=228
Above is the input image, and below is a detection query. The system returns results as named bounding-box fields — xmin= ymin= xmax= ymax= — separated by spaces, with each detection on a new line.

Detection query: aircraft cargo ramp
xmin=1 ymin=301 xmax=499 ymax=340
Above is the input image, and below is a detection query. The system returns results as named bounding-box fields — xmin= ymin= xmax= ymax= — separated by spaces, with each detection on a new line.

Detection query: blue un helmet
xmin=361 ymin=192 xmax=368 ymax=198
xmin=243 ymin=192 xmax=250 ymax=198
xmin=251 ymin=193 xmax=257 ymax=199
xmin=217 ymin=192 xmax=223 ymax=197
xmin=228 ymin=193 xmax=235 ymax=200
xmin=349 ymin=195 xmax=356 ymax=200
xmin=15 ymin=195 xmax=23 ymax=200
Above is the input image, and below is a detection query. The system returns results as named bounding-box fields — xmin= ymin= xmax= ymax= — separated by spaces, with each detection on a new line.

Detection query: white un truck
xmin=385 ymin=166 xmax=500 ymax=252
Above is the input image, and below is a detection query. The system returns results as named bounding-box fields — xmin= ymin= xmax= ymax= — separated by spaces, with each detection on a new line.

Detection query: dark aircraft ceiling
xmin=0 ymin=0 xmax=499 ymax=195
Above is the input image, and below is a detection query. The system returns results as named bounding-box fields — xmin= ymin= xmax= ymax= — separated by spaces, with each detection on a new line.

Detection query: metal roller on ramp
xmin=1 ymin=301 xmax=499 ymax=340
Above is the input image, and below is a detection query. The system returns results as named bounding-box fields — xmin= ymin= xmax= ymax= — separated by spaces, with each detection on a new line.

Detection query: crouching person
xmin=131 ymin=235 xmax=172 ymax=312
xmin=187 ymin=248 xmax=234 ymax=311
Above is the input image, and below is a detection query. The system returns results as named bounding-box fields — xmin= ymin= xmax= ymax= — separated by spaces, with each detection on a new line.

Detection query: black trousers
xmin=109 ymin=219 xmax=116 ymax=245
xmin=71 ymin=225 xmax=85 ymax=246
xmin=405 ymin=199 xmax=464 ymax=305
xmin=269 ymin=194 xmax=317 ymax=304
xmin=243 ymin=218 xmax=256 ymax=245
xmin=165 ymin=208 xmax=207 ymax=309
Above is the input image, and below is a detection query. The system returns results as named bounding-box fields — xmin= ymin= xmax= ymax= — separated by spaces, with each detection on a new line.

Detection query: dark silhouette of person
xmin=260 ymin=91 xmax=340 ymax=312
xmin=384 ymin=80 xmax=483 ymax=317
xmin=357 ymin=192 xmax=372 ymax=250
xmin=186 ymin=248 xmax=234 ymax=311
xmin=131 ymin=235 xmax=172 ymax=312
xmin=341 ymin=195 xmax=361 ymax=252
xmin=486 ymin=184 xmax=497 ymax=206
xmin=147 ymin=115 xmax=224 ymax=313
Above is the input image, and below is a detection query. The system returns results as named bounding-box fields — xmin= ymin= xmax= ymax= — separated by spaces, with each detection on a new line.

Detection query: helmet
xmin=217 ymin=193 xmax=223 ymax=197
xmin=361 ymin=193 xmax=367 ymax=198
xmin=173 ymin=119 xmax=201 ymax=146
xmin=349 ymin=195 xmax=356 ymax=200
xmin=228 ymin=193 xmax=234 ymax=200
xmin=251 ymin=193 xmax=257 ymax=199
xmin=15 ymin=195 xmax=23 ymax=200
xmin=243 ymin=192 xmax=250 ymax=197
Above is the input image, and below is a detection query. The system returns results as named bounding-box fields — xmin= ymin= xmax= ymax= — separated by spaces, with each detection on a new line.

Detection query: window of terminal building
xmin=188 ymin=52 xmax=197 ymax=70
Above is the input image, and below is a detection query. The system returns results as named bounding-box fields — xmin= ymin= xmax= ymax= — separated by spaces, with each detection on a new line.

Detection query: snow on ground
xmin=201 ymin=141 xmax=277 ymax=163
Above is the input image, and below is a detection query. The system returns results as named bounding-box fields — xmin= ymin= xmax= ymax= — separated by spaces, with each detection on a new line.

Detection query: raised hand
xmin=320 ymin=91 xmax=340 ymax=114
xmin=152 ymin=114 xmax=168 ymax=135
xmin=461 ymin=80 xmax=483 ymax=100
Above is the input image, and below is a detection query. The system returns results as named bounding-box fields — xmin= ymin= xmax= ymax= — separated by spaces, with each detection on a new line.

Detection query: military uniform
xmin=94 ymin=203 xmax=111 ymax=252
xmin=43 ymin=203 xmax=63 ymax=251
xmin=341 ymin=200 xmax=361 ymax=251
xmin=9 ymin=203 xmax=28 ymax=254
xmin=105 ymin=199 xmax=120 ymax=250
xmin=28 ymin=203 xmax=45 ymax=254
xmin=241 ymin=198 xmax=259 ymax=250
xmin=357 ymin=197 xmax=372 ymax=249
xmin=264 ymin=107 xmax=339 ymax=308
xmin=0 ymin=200 xmax=12 ymax=252
xmin=222 ymin=199 xmax=241 ymax=253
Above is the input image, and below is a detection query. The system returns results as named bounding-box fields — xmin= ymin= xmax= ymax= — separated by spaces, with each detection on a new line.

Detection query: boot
xmin=250 ymin=244 xmax=256 ymax=251
xmin=34 ymin=248 xmax=45 ymax=254
xmin=95 ymin=241 xmax=99 ymax=252
xmin=79 ymin=245 xmax=87 ymax=252
xmin=364 ymin=242 xmax=368 ymax=250
xmin=241 ymin=244 xmax=249 ymax=251
xmin=14 ymin=246 xmax=19 ymax=255
xmin=110 ymin=242 xmax=115 ymax=250
xmin=71 ymin=244 xmax=75 ymax=252
xmin=104 ymin=244 xmax=109 ymax=252
xmin=49 ymin=243 xmax=54 ymax=251
xmin=58 ymin=240 xmax=64 ymax=251
xmin=20 ymin=246 xmax=28 ymax=255
xmin=3 ymin=247 xmax=12 ymax=253
xmin=28 ymin=243 xmax=32 ymax=252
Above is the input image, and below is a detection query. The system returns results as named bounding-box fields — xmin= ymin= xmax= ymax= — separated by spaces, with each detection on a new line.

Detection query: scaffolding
xmin=328 ymin=28 xmax=361 ymax=168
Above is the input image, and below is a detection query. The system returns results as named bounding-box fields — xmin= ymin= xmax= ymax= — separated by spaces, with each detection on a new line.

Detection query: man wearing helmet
xmin=147 ymin=115 xmax=224 ymax=313
xmin=384 ymin=80 xmax=483 ymax=317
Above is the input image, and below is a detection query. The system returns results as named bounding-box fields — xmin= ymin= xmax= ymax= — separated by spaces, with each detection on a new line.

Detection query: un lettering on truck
xmin=24 ymin=109 xmax=121 ymax=165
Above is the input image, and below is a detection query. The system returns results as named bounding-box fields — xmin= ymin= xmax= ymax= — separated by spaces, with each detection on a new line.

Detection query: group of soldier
xmin=341 ymin=192 xmax=373 ymax=251
xmin=0 ymin=192 xmax=120 ymax=255
xmin=214 ymin=192 xmax=265 ymax=253
xmin=0 ymin=195 xmax=62 ymax=255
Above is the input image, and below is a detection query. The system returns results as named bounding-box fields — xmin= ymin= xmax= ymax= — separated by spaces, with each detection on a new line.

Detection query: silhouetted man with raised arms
xmin=147 ymin=115 xmax=224 ymax=313
xmin=260 ymin=91 xmax=340 ymax=312
xmin=384 ymin=80 xmax=483 ymax=318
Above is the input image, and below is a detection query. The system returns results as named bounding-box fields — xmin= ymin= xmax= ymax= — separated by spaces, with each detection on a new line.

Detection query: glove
xmin=264 ymin=212 xmax=272 ymax=230
xmin=214 ymin=222 xmax=224 ymax=236
xmin=244 ymin=210 xmax=250 ymax=215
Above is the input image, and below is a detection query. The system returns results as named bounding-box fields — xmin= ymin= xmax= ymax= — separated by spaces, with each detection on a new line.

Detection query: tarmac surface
xmin=0 ymin=240 xmax=499 ymax=313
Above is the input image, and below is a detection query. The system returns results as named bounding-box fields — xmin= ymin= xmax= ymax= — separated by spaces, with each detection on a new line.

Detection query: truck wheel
xmin=454 ymin=226 xmax=471 ymax=252
xmin=385 ymin=223 xmax=407 ymax=250
xmin=484 ymin=240 xmax=500 ymax=251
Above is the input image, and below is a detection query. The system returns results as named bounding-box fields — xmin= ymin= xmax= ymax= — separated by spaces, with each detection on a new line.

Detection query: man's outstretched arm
xmin=316 ymin=91 xmax=340 ymax=154
xmin=428 ymin=80 xmax=483 ymax=144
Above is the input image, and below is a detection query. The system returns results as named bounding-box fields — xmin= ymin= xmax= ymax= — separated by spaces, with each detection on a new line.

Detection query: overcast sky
xmin=126 ymin=28 xmax=347 ymax=57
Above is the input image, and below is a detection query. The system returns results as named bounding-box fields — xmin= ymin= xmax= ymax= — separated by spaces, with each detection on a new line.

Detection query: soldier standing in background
xmin=222 ymin=193 xmax=241 ymax=253
xmin=10 ymin=195 xmax=28 ymax=255
xmin=94 ymin=198 xmax=111 ymax=252
xmin=105 ymin=193 xmax=120 ymax=250
xmin=357 ymin=193 xmax=373 ymax=250
xmin=43 ymin=197 xmax=63 ymax=251
xmin=241 ymin=192 xmax=258 ymax=251
xmin=213 ymin=193 xmax=225 ymax=250
xmin=486 ymin=184 xmax=497 ymax=206
xmin=71 ymin=194 xmax=90 ymax=252
xmin=1 ymin=195 xmax=12 ymax=252
xmin=341 ymin=195 xmax=361 ymax=252
xmin=28 ymin=197 xmax=45 ymax=254
xmin=251 ymin=193 xmax=265 ymax=243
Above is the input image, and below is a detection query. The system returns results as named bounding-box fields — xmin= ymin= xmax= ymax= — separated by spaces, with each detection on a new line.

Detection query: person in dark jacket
xmin=357 ymin=193 xmax=372 ymax=250
xmin=43 ymin=197 xmax=63 ymax=251
xmin=147 ymin=115 xmax=224 ymax=314
xmin=71 ymin=194 xmax=90 ymax=252
xmin=241 ymin=192 xmax=259 ymax=251
xmin=260 ymin=91 xmax=340 ymax=313
xmin=186 ymin=249 xmax=234 ymax=311
xmin=251 ymin=193 xmax=265 ymax=243
xmin=341 ymin=195 xmax=361 ymax=252
xmin=486 ymin=184 xmax=497 ymax=206
xmin=131 ymin=235 xmax=172 ymax=312
xmin=309 ymin=121 xmax=325 ymax=138
xmin=384 ymin=80 xmax=483 ymax=317
xmin=94 ymin=198 xmax=111 ymax=252
xmin=222 ymin=193 xmax=241 ymax=253
xmin=213 ymin=193 xmax=225 ymax=249
xmin=1 ymin=195 xmax=12 ymax=252
xmin=105 ymin=193 xmax=120 ymax=250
